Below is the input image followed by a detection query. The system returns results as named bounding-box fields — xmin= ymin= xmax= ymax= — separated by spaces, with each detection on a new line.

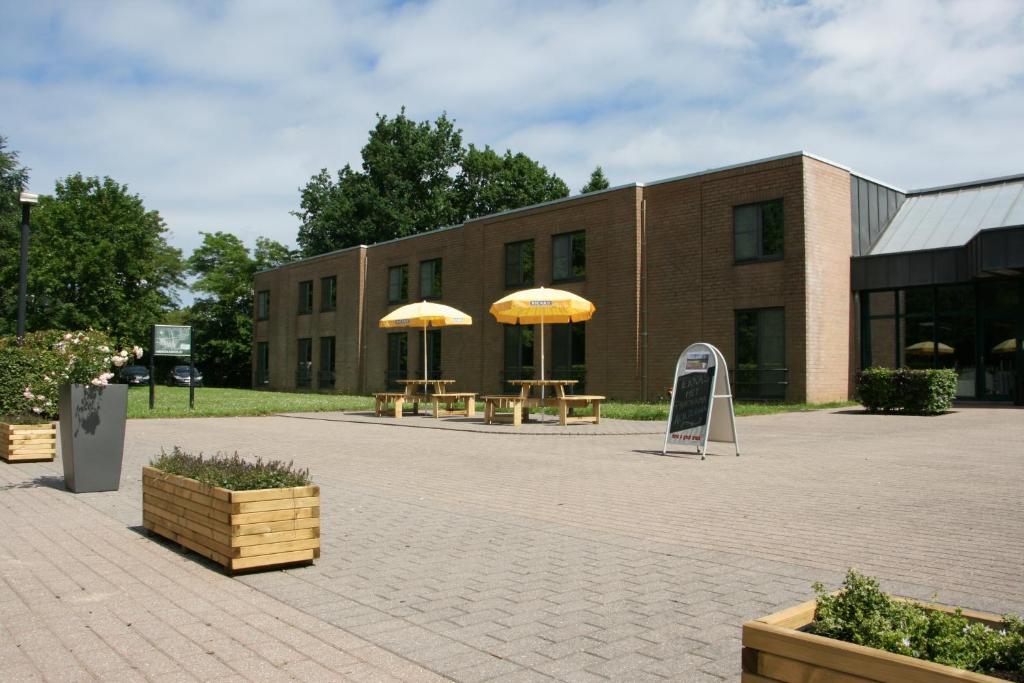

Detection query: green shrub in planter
xmin=856 ymin=367 xmax=957 ymax=415
xmin=150 ymin=447 xmax=311 ymax=490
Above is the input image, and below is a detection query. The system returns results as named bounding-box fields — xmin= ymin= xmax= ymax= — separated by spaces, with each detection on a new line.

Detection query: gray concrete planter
xmin=59 ymin=383 xmax=128 ymax=493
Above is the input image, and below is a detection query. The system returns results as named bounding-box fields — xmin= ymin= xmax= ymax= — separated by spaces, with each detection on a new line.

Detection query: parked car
xmin=118 ymin=365 xmax=150 ymax=386
xmin=167 ymin=365 xmax=203 ymax=387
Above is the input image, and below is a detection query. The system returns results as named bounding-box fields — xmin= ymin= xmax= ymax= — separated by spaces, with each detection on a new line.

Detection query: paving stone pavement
xmin=1 ymin=406 xmax=1022 ymax=682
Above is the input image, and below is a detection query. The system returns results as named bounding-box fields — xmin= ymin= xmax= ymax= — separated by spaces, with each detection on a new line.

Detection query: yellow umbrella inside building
xmin=379 ymin=301 xmax=472 ymax=393
xmin=489 ymin=286 xmax=596 ymax=409
xmin=904 ymin=341 xmax=955 ymax=355
xmin=992 ymin=338 xmax=1019 ymax=354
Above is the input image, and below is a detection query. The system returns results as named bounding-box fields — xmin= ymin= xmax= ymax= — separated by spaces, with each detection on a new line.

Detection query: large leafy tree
xmin=0 ymin=136 xmax=30 ymax=332
xmin=580 ymin=166 xmax=610 ymax=194
xmin=23 ymin=174 xmax=184 ymax=344
xmin=295 ymin=109 xmax=570 ymax=256
xmin=187 ymin=232 xmax=295 ymax=386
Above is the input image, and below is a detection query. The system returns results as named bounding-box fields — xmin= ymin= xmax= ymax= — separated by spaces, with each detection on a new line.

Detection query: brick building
xmin=253 ymin=152 xmax=1024 ymax=404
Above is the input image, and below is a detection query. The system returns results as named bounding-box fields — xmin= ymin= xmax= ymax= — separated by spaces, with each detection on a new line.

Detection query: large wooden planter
xmin=142 ymin=466 xmax=320 ymax=573
xmin=743 ymin=598 xmax=1008 ymax=682
xmin=1 ymin=422 xmax=57 ymax=462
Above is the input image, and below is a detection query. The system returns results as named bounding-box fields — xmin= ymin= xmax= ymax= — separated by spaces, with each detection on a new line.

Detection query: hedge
xmin=856 ymin=367 xmax=957 ymax=415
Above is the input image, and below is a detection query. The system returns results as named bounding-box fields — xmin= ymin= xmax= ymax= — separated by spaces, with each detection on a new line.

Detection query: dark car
xmin=118 ymin=365 xmax=150 ymax=386
xmin=167 ymin=365 xmax=203 ymax=387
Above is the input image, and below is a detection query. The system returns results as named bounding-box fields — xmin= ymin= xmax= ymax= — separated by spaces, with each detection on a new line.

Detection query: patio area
xmin=1 ymin=406 xmax=1022 ymax=681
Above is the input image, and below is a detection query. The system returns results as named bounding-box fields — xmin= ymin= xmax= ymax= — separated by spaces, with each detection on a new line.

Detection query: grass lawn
xmin=128 ymin=386 xmax=855 ymax=420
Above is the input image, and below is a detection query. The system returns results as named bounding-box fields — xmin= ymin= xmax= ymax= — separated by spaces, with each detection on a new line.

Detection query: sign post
xmin=663 ymin=342 xmax=739 ymax=459
xmin=150 ymin=324 xmax=194 ymax=411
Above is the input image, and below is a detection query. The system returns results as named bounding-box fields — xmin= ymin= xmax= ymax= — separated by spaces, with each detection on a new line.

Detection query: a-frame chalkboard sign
xmin=662 ymin=342 xmax=739 ymax=459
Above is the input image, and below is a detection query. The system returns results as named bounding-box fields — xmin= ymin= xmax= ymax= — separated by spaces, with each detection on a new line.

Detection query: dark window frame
xmin=320 ymin=276 xmax=337 ymax=312
xmin=318 ymin=336 xmax=336 ymax=389
xmin=419 ymin=258 xmax=443 ymax=300
xmin=552 ymin=230 xmax=586 ymax=283
xmin=255 ymin=341 xmax=269 ymax=386
xmin=733 ymin=198 xmax=784 ymax=264
xmin=296 ymin=337 xmax=313 ymax=388
xmin=256 ymin=290 xmax=270 ymax=321
xmin=297 ymin=280 xmax=314 ymax=315
xmin=734 ymin=307 xmax=787 ymax=400
xmin=387 ymin=265 xmax=408 ymax=304
xmin=504 ymin=239 xmax=535 ymax=289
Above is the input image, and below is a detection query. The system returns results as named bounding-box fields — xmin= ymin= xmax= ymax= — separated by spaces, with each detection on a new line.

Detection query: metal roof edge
xmin=465 ymin=182 xmax=641 ymax=223
xmin=642 ymin=151 xmax=806 ymax=188
xmin=908 ymin=172 xmax=1024 ymax=196
xmin=255 ymin=243 xmax=366 ymax=275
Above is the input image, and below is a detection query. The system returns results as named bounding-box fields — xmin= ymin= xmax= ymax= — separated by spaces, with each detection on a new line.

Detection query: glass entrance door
xmin=982 ymin=318 xmax=1017 ymax=401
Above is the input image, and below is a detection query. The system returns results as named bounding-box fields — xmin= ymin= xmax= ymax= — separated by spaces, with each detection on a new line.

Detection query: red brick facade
xmin=253 ymin=153 xmax=859 ymax=402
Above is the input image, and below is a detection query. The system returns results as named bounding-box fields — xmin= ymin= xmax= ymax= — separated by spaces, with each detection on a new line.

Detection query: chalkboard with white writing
xmin=669 ymin=365 xmax=715 ymax=433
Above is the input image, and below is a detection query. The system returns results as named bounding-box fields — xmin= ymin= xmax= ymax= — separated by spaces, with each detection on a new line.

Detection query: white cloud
xmin=2 ymin=0 xmax=1022 ymax=263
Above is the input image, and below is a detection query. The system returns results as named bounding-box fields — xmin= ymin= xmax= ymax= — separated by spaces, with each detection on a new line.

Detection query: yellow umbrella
xmin=489 ymin=287 xmax=596 ymax=409
xmin=991 ymin=338 xmax=1018 ymax=354
xmin=904 ymin=341 xmax=954 ymax=355
xmin=379 ymin=301 xmax=472 ymax=392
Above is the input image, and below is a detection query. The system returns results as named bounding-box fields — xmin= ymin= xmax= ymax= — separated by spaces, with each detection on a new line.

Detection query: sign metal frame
xmin=662 ymin=342 xmax=740 ymax=459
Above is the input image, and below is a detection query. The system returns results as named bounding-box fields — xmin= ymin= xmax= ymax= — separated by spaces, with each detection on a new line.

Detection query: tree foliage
xmin=580 ymin=166 xmax=610 ymax=194
xmin=186 ymin=231 xmax=295 ymax=386
xmin=0 ymin=136 xmax=30 ymax=329
xmin=18 ymin=174 xmax=184 ymax=344
xmin=295 ymin=109 xmax=570 ymax=255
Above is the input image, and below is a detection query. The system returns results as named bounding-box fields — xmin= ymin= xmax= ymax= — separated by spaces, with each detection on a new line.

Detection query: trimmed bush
xmin=150 ymin=447 xmax=311 ymax=491
xmin=856 ymin=367 xmax=957 ymax=415
xmin=812 ymin=569 xmax=1024 ymax=678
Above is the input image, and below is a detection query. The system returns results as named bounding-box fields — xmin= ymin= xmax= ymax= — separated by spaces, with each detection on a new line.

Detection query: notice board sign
xmin=663 ymin=343 xmax=739 ymax=459
xmin=153 ymin=325 xmax=192 ymax=357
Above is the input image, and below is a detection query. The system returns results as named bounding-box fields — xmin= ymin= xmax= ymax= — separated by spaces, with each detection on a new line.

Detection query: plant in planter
xmin=743 ymin=569 xmax=1024 ymax=682
xmin=143 ymin=449 xmax=320 ymax=573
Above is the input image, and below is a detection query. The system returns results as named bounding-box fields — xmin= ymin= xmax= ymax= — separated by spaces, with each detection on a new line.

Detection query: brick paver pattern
xmin=1 ymin=407 xmax=1022 ymax=681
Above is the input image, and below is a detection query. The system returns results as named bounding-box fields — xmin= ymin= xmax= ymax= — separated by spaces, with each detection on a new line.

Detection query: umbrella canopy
xmin=379 ymin=301 xmax=472 ymax=386
xmin=992 ymin=338 xmax=1019 ymax=354
xmin=904 ymin=341 xmax=955 ymax=355
xmin=489 ymin=286 xmax=595 ymax=325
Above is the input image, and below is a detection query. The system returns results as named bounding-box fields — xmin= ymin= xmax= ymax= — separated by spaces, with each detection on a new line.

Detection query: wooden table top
xmin=507 ymin=379 xmax=578 ymax=386
xmin=396 ymin=379 xmax=455 ymax=384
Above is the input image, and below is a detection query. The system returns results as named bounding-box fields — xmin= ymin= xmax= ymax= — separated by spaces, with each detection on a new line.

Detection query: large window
xmin=551 ymin=322 xmax=586 ymax=393
xmin=255 ymin=342 xmax=269 ymax=386
xmin=320 ymin=276 xmax=337 ymax=312
xmin=419 ymin=330 xmax=442 ymax=379
xmin=735 ymin=308 xmax=786 ymax=399
xmin=420 ymin=258 xmax=443 ymax=300
xmin=386 ymin=332 xmax=407 ymax=390
xmin=318 ymin=336 xmax=335 ymax=389
xmin=734 ymin=199 xmax=784 ymax=262
xmin=505 ymin=240 xmax=534 ymax=288
xmin=297 ymin=280 xmax=313 ymax=314
xmin=552 ymin=231 xmax=585 ymax=282
xmin=388 ymin=265 xmax=408 ymax=304
xmin=503 ymin=325 xmax=534 ymax=392
xmin=256 ymin=290 xmax=270 ymax=320
xmin=296 ymin=338 xmax=312 ymax=388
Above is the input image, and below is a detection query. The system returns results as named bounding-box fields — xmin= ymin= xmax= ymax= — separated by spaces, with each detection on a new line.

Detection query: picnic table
xmin=374 ymin=379 xmax=475 ymax=418
xmin=483 ymin=379 xmax=605 ymax=426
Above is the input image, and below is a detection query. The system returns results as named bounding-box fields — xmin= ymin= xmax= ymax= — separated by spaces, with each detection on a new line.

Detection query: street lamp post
xmin=17 ymin=191 xmax=38 ymax=343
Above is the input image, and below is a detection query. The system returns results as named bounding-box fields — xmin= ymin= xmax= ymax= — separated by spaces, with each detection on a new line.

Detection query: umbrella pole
xmin=423 ymin=324 xmax=428 ymax=397
xmin=540 ymin=314 xmax=545 ymax=423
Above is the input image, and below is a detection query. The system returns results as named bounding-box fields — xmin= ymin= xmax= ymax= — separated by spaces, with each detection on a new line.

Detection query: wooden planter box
xmin=142 ymin=466 xmax=320 ymax=573
xmin=743 ymin=597 xmax=1008 ymax=682
xmin=1 ymin=422 xmax=57 ymax=462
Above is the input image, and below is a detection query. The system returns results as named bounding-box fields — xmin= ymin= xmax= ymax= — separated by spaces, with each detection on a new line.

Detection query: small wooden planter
xmin=742 ymin=597 xmax=1008 ymax=682
xmin=1 ymin=422 xmax=57 ymax=462
xmin=142 ymin=466 xmax=320 ymax=573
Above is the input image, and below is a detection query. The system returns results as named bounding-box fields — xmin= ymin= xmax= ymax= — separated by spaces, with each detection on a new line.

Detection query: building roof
xmin=869 ymin=174 xmax=1024 ymax=255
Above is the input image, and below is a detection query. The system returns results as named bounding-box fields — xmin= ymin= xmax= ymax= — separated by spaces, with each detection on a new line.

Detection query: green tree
xmin=187 ymin=231 xmax=295 ymax=386
xmin=0 ymin=135 xmax=30 ymax=332
xmin=24 ymin=174 xmax=184 ymax=344
xmin=295 ymin=109 xmax=570 ymax=256
xmin=580 ymin=166 xmax=610 ymax=194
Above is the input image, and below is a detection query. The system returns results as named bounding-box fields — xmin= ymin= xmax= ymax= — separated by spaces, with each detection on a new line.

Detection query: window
xmin=505 ymin=240 xmax=534 ymax=288
xmin=386 ymin=333 xmax=408 ymax=390
xmin=388 ymin=265 xmax=408 ymax=304
xmin=320 ymin=276 xmax=337 ymax=312
xmin=735 ymin=308 xmax=786 ymax=399
xmin=551 ymin=322 xmax=586 ymax=393
xmin=318 ymin=336 xmax=335 ymax=389
xmin=296 ymin=338 xmax=312 ymax=388
xmin=297 ymin=280 xmax=313 ymax=314
xmin=734 ymin=199 xmax=784 ymax=262
xmin=552 ymin=231 xmax=585 ymax=282
xmin=503 ymin=325 xmax=534 ymax=392
xmin=255 ymin=342 xmax=269 ymax=386
xmin=420 ymin=258 xmax=443 ymax=299
xmin=419 ymin=330 xmax=442 ymax=379
xmin=256 ymin=290 xmax=270 ymax=320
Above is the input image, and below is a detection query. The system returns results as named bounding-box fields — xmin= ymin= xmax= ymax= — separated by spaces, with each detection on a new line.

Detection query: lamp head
xmin=19 ymin=192 xmax=38 ymax=205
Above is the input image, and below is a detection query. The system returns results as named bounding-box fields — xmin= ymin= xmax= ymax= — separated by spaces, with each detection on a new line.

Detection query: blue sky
xmin=3 ymin=0 xmax=1023 ymax=262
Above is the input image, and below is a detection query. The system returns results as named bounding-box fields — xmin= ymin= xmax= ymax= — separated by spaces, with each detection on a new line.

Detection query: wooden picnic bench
xmin=373 ymin=391 xmax=420 ymax=417
xmin=481 ymin=394 xmax=527 ymax=426
xmin=501 ymin=380 xmax=606 ymax=427
xmin=430 ymin=392 xmax=477 ymax=418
